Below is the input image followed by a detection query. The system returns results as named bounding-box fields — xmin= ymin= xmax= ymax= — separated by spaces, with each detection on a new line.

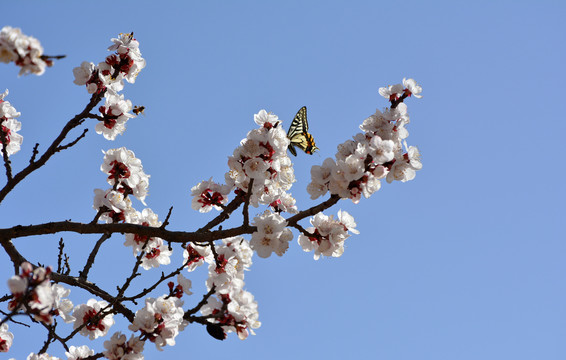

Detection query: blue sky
xmin=1 ymin=1 xmax=565 ymax=359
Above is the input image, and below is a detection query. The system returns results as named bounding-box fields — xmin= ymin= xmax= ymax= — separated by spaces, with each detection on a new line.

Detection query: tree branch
xmin=0 ymin=91 xmax=104 ymax=204
xmin=197 ymin=195 xmax=244 ymax=233
xmin=0 ymin=221 xmax=255 ymax=244
xmin=285 ymin=194 xmax=341 ymax=227
xmin=79 ymin=233 xmax=111 ymax=280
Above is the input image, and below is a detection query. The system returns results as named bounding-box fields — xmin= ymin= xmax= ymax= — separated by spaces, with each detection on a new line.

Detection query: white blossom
xmin=0 ymin=323 xmax=13 ymax=352
xmin=101 ymin=147 xmax=150 ymax=204
xmin=65 ymin=345 xmax=94 ymax=360
xmin=26 ymin=353 xmax=61 ymax=360
xmin=403 ymin=77 xmax=423 ymax=98
xmin=183 ymin=243 xmax=213 ymax=272
xmin=177 ymin=274 xmax=193 ymax=296
xmin=140 ymin=238 xmax=173 ymax=270
xmin=93 ymin=188 xmax=136 ymax=223
xmin=298 ymin=211 xmax=359 ymax=260
xmin=124 ymin=208 xmax=163 ymax=254
xmin=0 ymin=26 xmax=47 ymax=76
xmin=72 ymin=299 xmax=115 ymax=340
xmin=103 ymin=332 xmax=145 ymax=360
xmin=96 ymin=93 xmax=135 ymax=140
xmin=190 ymin=178 xmax=232 ymax=213
xmin=129 ymin=296 xmax=185 ymax=351
xmin=52 ymin=284 xmax=75 ymax=323
xmin=0 ymin=89 xmax=23 ymax=156
xmin=250 ymin=211 xmax=293 ymax=258
xmin=8 ymin=263 xmax=55 ymax=324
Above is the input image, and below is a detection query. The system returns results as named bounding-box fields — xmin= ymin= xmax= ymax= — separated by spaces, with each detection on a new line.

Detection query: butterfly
xmin=287 ymin=106 xmax=319 ymax=156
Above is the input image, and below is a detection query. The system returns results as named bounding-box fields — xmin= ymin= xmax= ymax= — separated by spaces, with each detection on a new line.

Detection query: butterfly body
xmin=287 ymin=106 xmax=319 ymax=156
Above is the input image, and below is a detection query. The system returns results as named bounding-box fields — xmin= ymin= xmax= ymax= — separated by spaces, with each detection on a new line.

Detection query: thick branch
xmin=0 ymin=221 xmax=255 ymax=244
xmin=0 ymin=195 xmax=341 ymax=244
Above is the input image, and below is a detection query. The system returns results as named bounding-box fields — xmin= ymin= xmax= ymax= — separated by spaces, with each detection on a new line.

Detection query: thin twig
xmin=185 ymin=286 xmax=216 ymax=317
xmin=160 ymin=206 xmax=174 ymax=229
xmin=57 ymin=128 xmax=88 ymax=152
xmin=79 ymin=233 xmax=111 ymax=280
xmin=121 ymin=259 xmax=189 ymax=303
xmin=0 ymin=91 xmax=104 ymax=204
xmin=29 ymin=143 xmax=40 ymax=164
xmin=114 ymin=243 xmax=148 ymax=300
xmin=40 ymin=54 xmax=66 ymax=61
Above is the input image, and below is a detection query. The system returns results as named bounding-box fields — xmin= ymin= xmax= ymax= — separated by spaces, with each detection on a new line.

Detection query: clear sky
xmin=1 ymin=1 xmax=565 ymax=359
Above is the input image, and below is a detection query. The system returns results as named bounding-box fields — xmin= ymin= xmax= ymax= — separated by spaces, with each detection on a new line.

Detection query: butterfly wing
xmin=287 ymin=106 xmax=318 ymax=156
xmin=287 ymin=106 xmax=307 ymax=139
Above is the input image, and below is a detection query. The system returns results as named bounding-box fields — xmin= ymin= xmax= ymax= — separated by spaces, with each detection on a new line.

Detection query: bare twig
xmin=29 ymin=143 xmax=40 ymax=164
xmin=121 ymin=259 xmax=189 ymax=303
xmin=56 ymin=128 xmax=88 ymax=152
xmin=40 ymin=54 xmax=66 ymax=61
xmin=56 ymin=238 xmax=70 ymax=275
xmin=161 ymin=206 xmax=174 ymax=229
xmin=185 ymin=286 xmax=216 ymax=317
xmin=115 ymin=233 xmax=161 ymax=302
xmin=0 ymin=91 xmax=104 ymax=204
xmin=38 ymin=321 xmax=64 ymax=354
xmin=79 ymin=233 xmax=111 ymax=280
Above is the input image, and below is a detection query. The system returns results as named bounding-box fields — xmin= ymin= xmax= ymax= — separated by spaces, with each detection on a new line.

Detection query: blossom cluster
xmin=93 ymin=148 xmax=172 ymax=269
xmin=0 ymin=90 xmax=23 ymax=156
xmin=191 ymin=110 xmax=298 ymax=214
xmin=298 ymin=210 xmax=359 ymax=259
xmin=73 ymin=32 xmax=145 ymax=140
xmin=307 ymin=78 xmax=423 ymax=203
xmin=8 ymin=262 xmax=57 ymax=324
xmin=103 ymin=332 xmax=144 ymax=360
xmin=0 ymin=26 xmax=49 ymax=76
xmin=72 ymin=299 xmax=115 ymax=340
xmin=94 ymin=147 xmax=150 ymax=222
xmin=5 ymin=264 xmax=75 ymax=354
xmin=65 ymin=345 xmax=94 ymax=360
xmin=128 ymin=296 xmax=186 ymax=351
xmin=199 ymin=238 xmax=261 ymax=340
xmin=250 ymin=210 xmax=293 ymax=258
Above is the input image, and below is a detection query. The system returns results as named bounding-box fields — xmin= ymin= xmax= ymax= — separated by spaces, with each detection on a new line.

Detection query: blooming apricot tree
xmin=0 ymin=27 xmax=423 ymax=360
